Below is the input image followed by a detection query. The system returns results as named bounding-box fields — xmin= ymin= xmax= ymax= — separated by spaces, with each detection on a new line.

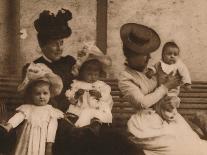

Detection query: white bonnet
xmin=18 ymin=63 xmax=63 ymax=97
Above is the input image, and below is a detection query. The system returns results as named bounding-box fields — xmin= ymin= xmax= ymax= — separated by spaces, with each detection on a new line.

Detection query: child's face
xmin=163 ymin=47 xmax=179 ymax=65
xmin=32 ymin=82 xmax=50 ymax=106
xmin=127 ymin=54 xmax=150 ymax=71
xmin=82 ymin=70 xmax=100 ymax=83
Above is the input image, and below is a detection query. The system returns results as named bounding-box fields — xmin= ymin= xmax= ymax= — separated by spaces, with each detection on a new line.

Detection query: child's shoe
xmin=87 ymin=119 xmax=102 ymax=136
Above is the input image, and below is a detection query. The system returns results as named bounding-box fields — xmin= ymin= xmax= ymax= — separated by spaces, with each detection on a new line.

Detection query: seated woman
xmin=118 ymin=23 xmax=207 ymax=155
xmin=22 ymin=8 xmax=76 ymax=112
xmin=0 ymin=9 xmax=75 ymax=154
xmin=53 ymin=43 xmax=142 ymax=155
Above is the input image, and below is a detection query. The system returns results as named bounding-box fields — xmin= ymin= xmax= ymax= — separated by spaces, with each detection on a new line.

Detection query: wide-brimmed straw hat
xmin=18 ymin=63 xmax=63 ymax=97
xmin=120 ymin=23 xmax=161 ymax=54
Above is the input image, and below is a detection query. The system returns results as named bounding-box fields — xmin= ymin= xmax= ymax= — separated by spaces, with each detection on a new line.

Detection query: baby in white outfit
xmin=146 ymin=42 xmax=191 ymax=122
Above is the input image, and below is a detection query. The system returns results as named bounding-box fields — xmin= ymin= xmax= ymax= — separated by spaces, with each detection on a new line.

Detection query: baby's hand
xmin=69 ymin=98 xmax=78 ymax=105
xmin=162 ymin=96 xmax=180 ymax=109
xmin=89 ymin=90 xmax=102 ymax=100
xmin=145 ymin=68 xmax=155 ymax=79
xmin=0 ymin=123 xmax=13 ymax=132
xmin=75 ymin=89 xmax=85 ymax=99
xmin=183 ymin=83 xmax=191 ymax=91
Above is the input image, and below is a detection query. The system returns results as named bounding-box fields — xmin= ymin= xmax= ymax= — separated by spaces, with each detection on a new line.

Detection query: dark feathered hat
xmin=34 ymin=8 xmax=72 ymax=47
xmin=120 ymin=23 xmax=161 ymax=55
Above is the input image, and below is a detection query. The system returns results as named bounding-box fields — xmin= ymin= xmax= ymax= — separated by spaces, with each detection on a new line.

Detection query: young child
xmin=146 ymin=41 xmax=191 ymax=122
xmin=65 ymin=43 xmax=113 ymax=128
xmin=0 ymin=63 xmax=64 ymax=155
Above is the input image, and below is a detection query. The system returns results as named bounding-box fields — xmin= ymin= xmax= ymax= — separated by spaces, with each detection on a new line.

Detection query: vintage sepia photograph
xmin=0 ymin=0 xmax=207 ymax=154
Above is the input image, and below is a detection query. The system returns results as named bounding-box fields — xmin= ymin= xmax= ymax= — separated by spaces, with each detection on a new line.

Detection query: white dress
xmin=118 ymin=66 xmax=207 ymax=155
xmin=65 ymin=80 xmax=113 ymax=127
xmin=8 ymin=104 xmax=63 ymax=155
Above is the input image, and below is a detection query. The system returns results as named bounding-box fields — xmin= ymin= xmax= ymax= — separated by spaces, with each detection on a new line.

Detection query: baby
xmin=146 ymin=41 xmax=191 ymax=122
xmin=66 ymin=42 xmax=113 ymax=128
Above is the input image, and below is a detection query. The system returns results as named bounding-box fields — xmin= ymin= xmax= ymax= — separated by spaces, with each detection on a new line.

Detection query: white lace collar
xmin=43 ymin=55 xmax=52 ymax=63
xmin=160 ymin=60 xmax=180 ymax=74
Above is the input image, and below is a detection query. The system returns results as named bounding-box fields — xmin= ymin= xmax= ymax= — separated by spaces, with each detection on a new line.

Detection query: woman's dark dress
xmin=53 ymin=115 xmax=141 ymax=155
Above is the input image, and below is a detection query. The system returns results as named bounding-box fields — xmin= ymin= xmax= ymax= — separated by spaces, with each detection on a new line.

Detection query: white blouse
xmin=118 ymin=67 xmax=168 ymax=109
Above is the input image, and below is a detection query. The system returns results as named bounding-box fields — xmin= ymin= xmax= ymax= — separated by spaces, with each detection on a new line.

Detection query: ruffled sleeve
xmin=16 ymin=104 xmax=32 ymax=117
xmin=91 ymin=81 xmax=113 ymax=123
xmin=49 ymin=106 xmax=64 ymax=119
xmin=8 ymin=104 xmax=32 ymax=128
xmin=46 ymin=106 xmax=63 ymax=142
xmin=98 ymin=81 xmax=113 ymax=111
xmin=177 ymin=60 xmax=191 ymax=84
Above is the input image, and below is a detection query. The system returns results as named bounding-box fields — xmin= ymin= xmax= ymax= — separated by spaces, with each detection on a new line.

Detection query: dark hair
xmin=162 ymin=41 xmax=179 ymax=60
xmin=122 ymin=46 xmax=140 ymax=58
xmin=34 ymin=9 xmax=72 ymax=47
xmin=78 ymin=59 xmax=104 ymax=80
xmin=24 ymin=80 xmax=51 ymax=103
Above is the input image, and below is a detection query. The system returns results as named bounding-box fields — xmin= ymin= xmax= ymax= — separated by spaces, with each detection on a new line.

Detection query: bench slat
xmin=0 ymin=77 xmax=207 ymax=131
xmin=179 ymin=93 xmax=207 ymax=98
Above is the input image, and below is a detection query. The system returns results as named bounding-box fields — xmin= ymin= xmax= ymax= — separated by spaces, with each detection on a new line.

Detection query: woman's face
xmin=127 ymin=54 xmax=150 ymax=72
xmin=41 ymin=39 xmax=64 ymax=61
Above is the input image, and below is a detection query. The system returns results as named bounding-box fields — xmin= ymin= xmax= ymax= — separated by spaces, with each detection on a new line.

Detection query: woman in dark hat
xmin=118 ymin=23 xmax=207 ymax=155
xmin=22 ymin=8 xmax=75 ymax=112
xmin=0 ymin=9 xmax=75 ymax=154
xmin=18 ymin=9 xmax=141 ymax=155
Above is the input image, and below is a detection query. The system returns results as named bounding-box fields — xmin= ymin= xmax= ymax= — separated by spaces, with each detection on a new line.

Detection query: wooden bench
xmin=1 ymin=76 xmax=207 ymax=133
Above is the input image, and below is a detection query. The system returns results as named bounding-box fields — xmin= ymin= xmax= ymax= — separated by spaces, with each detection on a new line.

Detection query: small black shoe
xmin=87 ymin=121 xmax=102 ymax=136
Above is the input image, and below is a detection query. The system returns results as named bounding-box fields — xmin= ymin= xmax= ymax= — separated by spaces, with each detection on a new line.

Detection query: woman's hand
xmin=74 ymin=89 xmax=84 ymax=99
xmin=89 ymin=90 xmax=102 ymax=100
xmin=145 ymin=68 xmax=156 ymax=79
xmin=163 ymin=72 xmax=181 ymax=90
xmin=45 ymin=142 xmax=53 ymax=155
xmin=162 ymin=96 xmax=181 ymax=109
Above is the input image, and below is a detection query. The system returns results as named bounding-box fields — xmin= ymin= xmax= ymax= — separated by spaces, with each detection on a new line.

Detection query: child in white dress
xmin=66 ymin=60 xmax=113 ymax=128
xmin=146 ymin=41 xmax=191 ymax=122
xmin=65 ymin=43 xmax=113 ymax=128
xmin=0 ymin=63 xmax=64 ymax=155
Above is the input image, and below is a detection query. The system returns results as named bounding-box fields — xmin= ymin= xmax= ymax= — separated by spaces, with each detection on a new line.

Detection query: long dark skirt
xmin=0 ymin=126 xmax=16 ymax=154
xmin=53 ymin=115 xmax=144 ymax=155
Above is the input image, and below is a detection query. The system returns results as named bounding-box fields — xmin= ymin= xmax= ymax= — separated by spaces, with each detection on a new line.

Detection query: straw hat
xmin=18 ymin=63 xmax=63 ymax=97
xmin=120 ymin=23 xmax=161 ymax=54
